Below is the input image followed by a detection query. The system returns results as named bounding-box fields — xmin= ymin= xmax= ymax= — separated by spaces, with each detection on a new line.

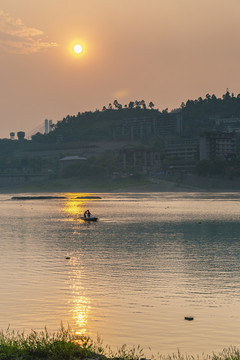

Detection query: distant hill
xmin=180 ymin=90 xmax=240 ymax=136
xmin=32 ymin=103 xmax=161 ymax=143
xmin=30 ymin=91 xmax=240 ymax=143
xmin=2 ymin=93 xmax=240 ymax=189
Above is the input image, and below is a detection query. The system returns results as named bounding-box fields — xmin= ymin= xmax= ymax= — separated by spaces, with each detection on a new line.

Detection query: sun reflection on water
xmin=72 ymin=296 xmax=91 ymax=335
xmin=68 ymin=257 xmax=92 ymax=336
xmin=62 ymin=194 xmax=99 ymax=335
xmin=67 ymin=249 xmax=92 ymax=336
xmin=62 ymin=193 xmax=95 ymax=221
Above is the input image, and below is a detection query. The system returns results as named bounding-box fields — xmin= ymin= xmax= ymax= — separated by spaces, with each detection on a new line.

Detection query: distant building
xmin=119 ymin=148 xmax=162 ymax=173
xmin=44 ymin=119 xmax=53 ymax=134
xmin=200 ymin=132 xmax=237 ymax=160
xmin=215 ymin=117 xmax=240 ymax=133
xmin=49 ymin=120 xmax=53 ymax=132
xmin=59 ymin=155 xmax=87 ymax=172
xmin=164 ymin=137 xmax=199 ymax=174
xmin=119 ymin=136 xmax=199 ymax=175
xmin=60 ymin=155 xmax=87 ymax=162
xmin=164 ymin=137 xmax=199 ymax=160
xmin=17 ymin=131 xmax=25 ymax=141
xmin=112 ymin=114 xmax=183 ymax=140
xmin=44 ymin=119 xmax=49 ymax=134
xmin=166 ymin=161 xmax=196 ymax=175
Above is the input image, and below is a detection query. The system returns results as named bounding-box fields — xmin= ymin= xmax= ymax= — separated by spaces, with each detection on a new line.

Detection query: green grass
xmin=0 ymin=326 xmax=146 ymax=360
xmin=0 ymin=326 xmax=105 ymax=360
xmin=1 ymin=176 xmax=152 ymax=194
xmin=0 ymin=327 xmax=240 ymax=360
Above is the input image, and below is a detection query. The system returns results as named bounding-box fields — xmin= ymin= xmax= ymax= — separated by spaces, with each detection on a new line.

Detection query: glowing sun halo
xmin=74 ymin=44 xmax=83 ymax=54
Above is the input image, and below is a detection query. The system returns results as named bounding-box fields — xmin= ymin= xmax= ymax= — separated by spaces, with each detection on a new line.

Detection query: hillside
xmin=1 ymin=92 xmax=240 ymax=192
xmin=29 ymin=91 xmax=240 ymax=143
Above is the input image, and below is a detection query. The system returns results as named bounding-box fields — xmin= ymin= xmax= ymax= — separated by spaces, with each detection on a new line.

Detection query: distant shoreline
xmin=0 ymin=176 xmax=240 ymax=194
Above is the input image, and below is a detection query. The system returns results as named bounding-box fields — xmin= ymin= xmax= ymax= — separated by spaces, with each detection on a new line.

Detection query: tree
xmin=135 ymin=100 xmax=142 ymax=108
xmin=113 ymin=100 xmax=119 ymax=109
xmin=222 ymin=90 xmax=230 ymax=100
xmin=140 ymin=100 xmax=146 ymax=109
xmin=205 ymin=93 xmax=211 ymax=102
xmin=149 ymin=101 xmax=154 ymax=109
xmin=113 ymin=100 xmax=122 ymax=110
xmin=128 ymin=101 xmax=134 ymax=109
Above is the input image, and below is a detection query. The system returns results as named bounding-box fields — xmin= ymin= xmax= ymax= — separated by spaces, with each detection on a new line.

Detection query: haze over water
xmin=1 ymin=192 xmax=240 ymax=356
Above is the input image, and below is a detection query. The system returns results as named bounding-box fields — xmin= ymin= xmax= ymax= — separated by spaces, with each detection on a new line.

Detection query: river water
xmin=1 ymin=192 xmax=240 ymax=356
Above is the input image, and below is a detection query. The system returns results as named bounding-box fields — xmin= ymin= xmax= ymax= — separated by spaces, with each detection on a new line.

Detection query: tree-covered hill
xmin=30 ymin=91 xmax=240 ymax=143
xmin=53 ymin=107 xmax=157 ymax=141
xmin=32 ymin=101 xmax=159 ymax=143
xmin=180 ymin=90 xmax=240 ymax=136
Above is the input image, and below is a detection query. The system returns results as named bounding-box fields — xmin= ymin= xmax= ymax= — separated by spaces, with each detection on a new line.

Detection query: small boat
xmin=184 ymin=316 xmax=194 ymax=321
xmin=81 ymin=210 xmax=98 ymax=222
xmin=80 ymin=216 xmax=98 ymax=222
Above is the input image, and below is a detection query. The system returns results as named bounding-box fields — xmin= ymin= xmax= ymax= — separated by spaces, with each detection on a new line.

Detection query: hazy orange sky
xmin=1 ymin=0 xmax=240 ymax=138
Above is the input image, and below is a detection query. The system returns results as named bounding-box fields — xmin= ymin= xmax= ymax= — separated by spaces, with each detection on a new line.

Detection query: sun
xmin=68 ymin=40 xmax=87 ymax=58
xmin=74 ymin=44 xmax=83 ymax=54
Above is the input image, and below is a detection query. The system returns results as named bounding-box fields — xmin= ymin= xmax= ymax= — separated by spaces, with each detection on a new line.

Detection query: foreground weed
xmin=0 ymin=327 xmax=240 ymax=360
xmin=114 ymin=344 xmax=145 ymax=360
xmin=0 ymin=326 xmax=104 ymax=360
xmin=212 ymin=346 xmax=240 ymax=360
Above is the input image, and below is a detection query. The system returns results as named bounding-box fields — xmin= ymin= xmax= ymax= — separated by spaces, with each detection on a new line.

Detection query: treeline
xmin=181 ymin=90 xmax=240 ymax=119
xmin=102 ymin=99 xmax=155 ymax=110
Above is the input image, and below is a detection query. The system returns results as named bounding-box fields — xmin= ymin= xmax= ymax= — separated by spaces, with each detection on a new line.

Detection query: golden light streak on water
xmin=67 ymin=255 xmax=91 ymax=336
xmin=72 ymin=296 xmax=91 ymax=336
xmin=62 ymin=193 xmax=94 ymax=219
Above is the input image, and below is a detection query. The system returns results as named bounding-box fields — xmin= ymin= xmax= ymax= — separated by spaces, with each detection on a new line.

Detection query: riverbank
xmin=0 ymin=327 xmax=239 ymax=360
xmin=0 ymin=177 xmax=210 ymax=194
xmin=0 ymin=174 xmax=240 ymax=194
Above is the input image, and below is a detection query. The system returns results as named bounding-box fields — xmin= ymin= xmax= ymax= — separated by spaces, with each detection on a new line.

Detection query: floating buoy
xmin=65 ymin=257 xmax=70 ymax=260
xmin=185 ymin=316 xmax=194 ymax=321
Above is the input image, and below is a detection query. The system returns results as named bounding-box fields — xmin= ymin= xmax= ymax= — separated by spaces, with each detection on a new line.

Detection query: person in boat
xmin=84 ymin=210 xmax=91 ymax=218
